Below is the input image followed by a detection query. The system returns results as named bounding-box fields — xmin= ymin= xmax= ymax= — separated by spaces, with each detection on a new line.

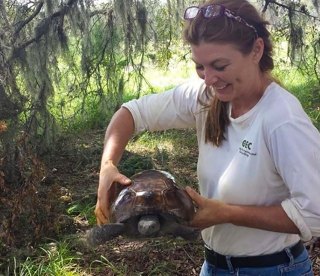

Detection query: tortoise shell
xmin=111 ymin=169 xmax=195 ymax=224
xmin=86 ymin=169 xmax=199 ymax=246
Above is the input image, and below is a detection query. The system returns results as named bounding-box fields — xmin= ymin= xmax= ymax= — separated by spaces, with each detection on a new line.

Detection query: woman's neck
xmin=231 ymin=76 xmax=272 ymax=118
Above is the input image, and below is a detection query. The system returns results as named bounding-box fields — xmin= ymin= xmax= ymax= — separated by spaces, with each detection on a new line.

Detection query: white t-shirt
xmin=122 ymin=79 xmax=320 ymax=256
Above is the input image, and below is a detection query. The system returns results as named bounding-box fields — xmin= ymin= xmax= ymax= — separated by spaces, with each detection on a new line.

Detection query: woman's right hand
xmin=94 ymin=160 xmax=131 ymax=225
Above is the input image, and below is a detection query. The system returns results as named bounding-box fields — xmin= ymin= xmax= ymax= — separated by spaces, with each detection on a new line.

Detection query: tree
xmin=261 ymin=0 xmax=319 ymax=79
xmin=0 ymin=0 xmax=187 ymax=247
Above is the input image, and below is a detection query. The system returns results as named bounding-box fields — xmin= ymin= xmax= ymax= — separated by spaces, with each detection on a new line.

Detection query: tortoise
xmin=86 ymin=169 xmax=199 ymax=246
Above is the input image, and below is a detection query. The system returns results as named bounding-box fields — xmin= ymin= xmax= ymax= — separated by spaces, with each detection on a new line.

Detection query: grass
xmin=90 ymin=255 xmax=129 ymax=275
xmin=125 ymin=129 xmax=199 ymax=187
xmin=10 ymin=242 xmax=84 ymax=276
xmin=67 ymin=198 xmax=96 ymax=226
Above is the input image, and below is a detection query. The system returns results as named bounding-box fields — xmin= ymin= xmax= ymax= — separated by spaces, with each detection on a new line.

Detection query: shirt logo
xmin=242 ymin=140 xmax=252 ymax=150
xmin=239 ymin=139 xmax=257 ymax=157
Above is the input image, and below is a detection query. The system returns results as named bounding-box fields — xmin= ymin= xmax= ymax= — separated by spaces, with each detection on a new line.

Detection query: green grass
xmin=67 ymin=197 xmax=96 ymax=226
xmin=10 ymin=242 xmax=84 ymax=276
xmin=89 ymin=255 xmax=129 ymax=275
xmin=124 ymin=129 xmax=198 ymax=188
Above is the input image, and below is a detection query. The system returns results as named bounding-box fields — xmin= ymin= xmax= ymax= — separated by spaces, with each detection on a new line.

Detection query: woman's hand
xmin=186 ymin=186 xmax=300 ymax=234
xmin=185 ymin=186 xmax=230 ymax=229
xmin=94 ymin=160 xmax=131 ymax=225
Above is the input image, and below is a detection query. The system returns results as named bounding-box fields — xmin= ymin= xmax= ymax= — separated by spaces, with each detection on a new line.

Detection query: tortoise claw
xmin=176 ymin=225 xmax=201 ymax=241
xmin=86 ymin=223 xmax=125 ymax=247
xmin=160 ymin=219 xmax=200 ymax=241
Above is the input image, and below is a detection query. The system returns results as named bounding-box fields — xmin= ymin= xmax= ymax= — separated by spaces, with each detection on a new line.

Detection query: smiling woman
xmin=190 ymin=42 xmax=269 ymax=111
xmin=94 ymin=0 xmax=320 ymax=275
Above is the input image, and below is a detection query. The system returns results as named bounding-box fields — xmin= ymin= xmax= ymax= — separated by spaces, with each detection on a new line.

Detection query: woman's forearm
xmin=227 ymin=204 xmax=300 ymax=234
xmin=101 ymin=107 xmax=135 ymax=167
xmin=186 ymin=187 xmax=300 ymax=234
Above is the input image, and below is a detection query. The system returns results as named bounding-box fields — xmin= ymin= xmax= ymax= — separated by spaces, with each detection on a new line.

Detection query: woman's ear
xmin=252 ymin=38 xmax=264 ymax=63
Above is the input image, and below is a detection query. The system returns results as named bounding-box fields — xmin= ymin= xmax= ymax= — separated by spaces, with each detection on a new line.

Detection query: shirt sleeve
xmin=122 ymin=79 xmax=204 ymax=134
xmin=269 ymin=118 xmax=320 ymax=241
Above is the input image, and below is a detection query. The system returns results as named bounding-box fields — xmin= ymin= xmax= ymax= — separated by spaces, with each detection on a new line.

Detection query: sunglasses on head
xmin=184 ymin=4 xmax=258 ymax=37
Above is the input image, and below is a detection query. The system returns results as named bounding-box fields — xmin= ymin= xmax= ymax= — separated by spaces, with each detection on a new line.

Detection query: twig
xmin=266 ymin=0 xmax=320 ymax=21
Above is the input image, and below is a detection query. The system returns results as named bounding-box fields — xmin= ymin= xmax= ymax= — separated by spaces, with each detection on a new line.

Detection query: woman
xmin=95 ymin=0 xmax=320 ymax=275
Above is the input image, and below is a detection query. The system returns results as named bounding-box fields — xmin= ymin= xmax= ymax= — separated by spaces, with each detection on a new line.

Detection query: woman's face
xmin=191 ymin=40 xmax=264 ymax=104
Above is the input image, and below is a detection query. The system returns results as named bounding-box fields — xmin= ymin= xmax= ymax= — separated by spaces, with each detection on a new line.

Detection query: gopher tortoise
xmin=87 ymin=169 xmax=199 ymax=246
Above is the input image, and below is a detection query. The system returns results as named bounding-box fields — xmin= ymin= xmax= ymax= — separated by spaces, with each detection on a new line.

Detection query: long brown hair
xmin=183 ymin=0 xmax=274 ymax=146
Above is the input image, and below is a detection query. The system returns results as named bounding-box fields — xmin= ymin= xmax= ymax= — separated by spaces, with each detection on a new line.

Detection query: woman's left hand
xmin=185 ymin=186 xmax=231 ymax=229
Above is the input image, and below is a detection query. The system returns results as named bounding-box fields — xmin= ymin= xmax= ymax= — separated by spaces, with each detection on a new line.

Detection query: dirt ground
xmin=1 ymin=129 xmax=319 ymax=275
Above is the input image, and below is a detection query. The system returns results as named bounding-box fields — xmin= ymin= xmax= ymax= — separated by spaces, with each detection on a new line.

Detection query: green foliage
xmin=126 ymin=129 xmax=198 ymax=188
xmin=118 ymin=151 xmax=154 ymax=177
xmin=9 ymin=242 xmax=82 ymax=276
xmin=90 ymin=255 xmax=129 ymax=275
xmin=273 ymin=67 xmax=320 ymax=128
xmin=67 ymin=197 xmax=96 ymax=226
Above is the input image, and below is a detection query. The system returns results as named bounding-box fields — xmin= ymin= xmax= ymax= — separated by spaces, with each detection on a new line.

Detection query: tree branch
xmin=262 ymin=0 xmax=271 ymax=13
xmin=267 ymin=0 xmax=320 ymax=21
xmin=10 ymin=0 xmax=79 ymax=62
xmin=13 ymin=1 xmax=44 ymax=42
